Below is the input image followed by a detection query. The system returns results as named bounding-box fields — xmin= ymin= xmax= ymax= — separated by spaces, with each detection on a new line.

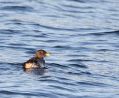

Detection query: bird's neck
xmin=35 ymin=57 xmax=44 ymax=60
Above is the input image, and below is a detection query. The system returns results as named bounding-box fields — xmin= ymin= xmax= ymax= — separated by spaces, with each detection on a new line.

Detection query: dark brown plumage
xmin=23 ymin=50 xmax=50 ymax=69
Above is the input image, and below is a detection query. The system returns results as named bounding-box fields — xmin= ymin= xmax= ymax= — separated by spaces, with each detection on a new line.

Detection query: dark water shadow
xmin=0 ymin=62 xmax=48 ymax=75
xmin=0 ymin=90 xmax=39 ymax=97
xmin=88 ymin=30 xmax=119 ymax=36
xmin=24 ymin=67 xmax=47 ymax=75
xmin=0 ymin=5 xmax=34 ymax=12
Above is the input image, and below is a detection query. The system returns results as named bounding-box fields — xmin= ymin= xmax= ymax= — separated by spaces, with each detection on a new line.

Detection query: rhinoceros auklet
xmin=23 ymin=50 xmax=50 ymax=69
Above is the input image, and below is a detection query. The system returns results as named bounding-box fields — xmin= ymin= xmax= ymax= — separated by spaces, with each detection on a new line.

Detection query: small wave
xmin=0 ymin=29 xmax=22 ymax=34
xmin=33 ymin=23 xmax=81 ymax=31
xmin=68 ymin=71 xmax=91 ymax=75
xmin=49 ymin=63 xmax=68 ymax=68
xmin=77 ymin=81 xmax=112 ymax=87
xmin=88 ymin=30 xmax=119 ymax=36
xmin=103 ymin=30 xmax=119 ymax=35
xmin=43 ymin=39 xmax=62 ymax=43
xmin=0 ymin=5 xmax=34 ymax=12
xmin=0 ymin=90 xmax=38 ymax=96
xmin=69 ymin=64 xmax=87 ymax=68
xmin=0 ymin=62 xmax=22 ymax=65
xmin=0 ymin=62 xmax=23 ymax=72
xmin=7 ymin=19 xmax=23 ymax=25
xmin=53 ymin=45 xmax=71 ymax=49
xmin=61 ymin=4 xmax=93 ymax=9
xmin=1 ymin=45 xmax=35 ymax=52
xmin=68 ymin=0 xmax=102 ymax=3
xmin=50 ymin=85 xmax=74 ymax=92
xmin=29 ymin=34 xmax=47 ymax=38
xmin=0 ymin=1 xmax=19 ymax=4
xmin=65 ymin=0 xmax=86 ymax=3
xmin=9 ymin=43 xmax=27 ymax=46
xmin=68 ymin=59 xmax=93 ymax=62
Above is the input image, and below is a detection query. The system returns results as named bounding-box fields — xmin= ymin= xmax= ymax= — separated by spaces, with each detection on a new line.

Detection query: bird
xmin=23 ymin=50 xmax=50 ymax=69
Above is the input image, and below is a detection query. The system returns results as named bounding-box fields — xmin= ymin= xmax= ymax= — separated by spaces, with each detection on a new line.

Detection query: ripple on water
xmin=87 ymin=30 xmax=119 ymax=36
xmin=0 ymin=5 xmax=34 ymax=12
xmin=53 ymin=45 xmax=72 ymax=50
xmin=68 ymin=59 xmax=94 ymax=62
xmin=0 ymin=29 xmax=22 ymax=35
xmin=77 ymin=81 xmax=112 ymax=87
xmin=48 ymin=63 xmax=69 ymax=70
xmin=69 ymin=64 xmax=87 ymax=68
xmin=0 ymin=90 xmax=59 ymax=98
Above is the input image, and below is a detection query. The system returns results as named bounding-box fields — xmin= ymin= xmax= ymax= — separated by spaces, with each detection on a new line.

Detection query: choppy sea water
xmin=0 ymin=0 xmax=119 ymax=98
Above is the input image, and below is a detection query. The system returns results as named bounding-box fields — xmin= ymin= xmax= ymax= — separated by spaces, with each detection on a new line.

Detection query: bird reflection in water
xmin=24 ymin=67 xmax=48 ymax=75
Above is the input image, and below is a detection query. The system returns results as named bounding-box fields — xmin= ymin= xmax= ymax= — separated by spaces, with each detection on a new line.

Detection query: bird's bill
xmin=45 ymin=52 xmax=50 ymax=56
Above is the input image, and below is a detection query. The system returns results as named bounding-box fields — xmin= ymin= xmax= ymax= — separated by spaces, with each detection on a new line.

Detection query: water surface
xmin=0 ymin=0 xmax=119 ymax=98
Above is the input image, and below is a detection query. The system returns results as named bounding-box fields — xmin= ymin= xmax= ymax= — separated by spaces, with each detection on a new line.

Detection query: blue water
xmin=0 ymin=0 xmax=119 ymax=98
